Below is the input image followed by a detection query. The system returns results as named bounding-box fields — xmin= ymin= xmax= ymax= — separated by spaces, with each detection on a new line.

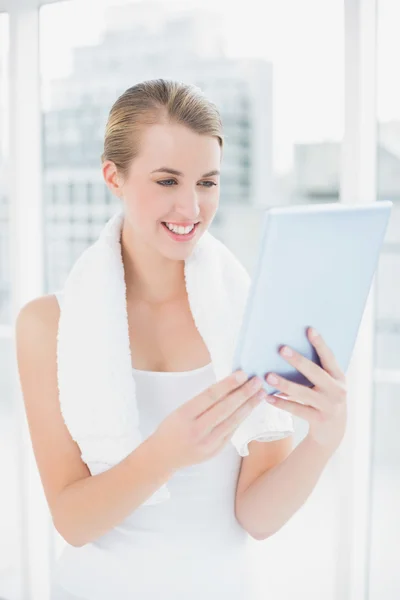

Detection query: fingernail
xmin=282 ymin=346 xmax=293 ymax=357
xmin=267 ymin=374 xmax=279 ymax=384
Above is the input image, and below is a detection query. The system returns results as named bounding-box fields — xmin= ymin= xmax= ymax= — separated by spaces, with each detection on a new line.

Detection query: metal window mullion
xmin=9 ymin=2 xmax=53 ymax=600
xmin=335 ymin=1 xmax=378 ymax=599
xmin=0 ymin=0 xmax=67 ymax=11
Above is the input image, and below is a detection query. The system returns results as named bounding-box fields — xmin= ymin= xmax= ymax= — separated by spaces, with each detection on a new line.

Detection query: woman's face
xmin=105 ymin=121 xmax=221 ymax=261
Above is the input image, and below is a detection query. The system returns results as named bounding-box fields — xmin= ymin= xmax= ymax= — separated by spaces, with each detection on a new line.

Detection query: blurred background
xmin=0 ymin=0 xmax=399 ymax=598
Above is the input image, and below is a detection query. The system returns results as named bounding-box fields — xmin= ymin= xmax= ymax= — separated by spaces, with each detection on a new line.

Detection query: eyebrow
xmin=151 ymin=167 xmax=220 ymax=178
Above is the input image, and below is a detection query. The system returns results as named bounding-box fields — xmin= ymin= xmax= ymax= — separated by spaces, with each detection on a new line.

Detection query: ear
xmin=102 ymin=160 xmax=124 ymax=198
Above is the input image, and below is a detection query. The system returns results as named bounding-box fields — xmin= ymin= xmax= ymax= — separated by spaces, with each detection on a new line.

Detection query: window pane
xmin=40 ymin=1 xmax=343 ymax=598
xmin=369 ymin=0 xmax=400 ymax=597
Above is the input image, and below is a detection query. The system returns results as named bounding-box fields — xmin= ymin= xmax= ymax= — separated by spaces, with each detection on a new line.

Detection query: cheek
xmin=202 ymin=194 xmax=219 ymax=219
xmin=125 ymin=182 xmax=162 ymax=222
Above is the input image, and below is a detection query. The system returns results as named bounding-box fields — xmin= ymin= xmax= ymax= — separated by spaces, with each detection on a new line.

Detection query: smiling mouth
xmin=161 ymin=221 xmax=200 ymax=237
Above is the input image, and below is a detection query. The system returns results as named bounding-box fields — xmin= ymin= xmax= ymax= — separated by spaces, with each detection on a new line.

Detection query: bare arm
xmin=15 ymin=296 xmax=175 ymax=548
xmin=53 ymin=434 xmax=174 ymax=547
xmin=235 ymin=434 xmax=333 ymax=540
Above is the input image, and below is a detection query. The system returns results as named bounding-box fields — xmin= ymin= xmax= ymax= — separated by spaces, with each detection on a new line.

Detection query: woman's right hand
xmin=151 ymin=370 xmax=268 ymax=471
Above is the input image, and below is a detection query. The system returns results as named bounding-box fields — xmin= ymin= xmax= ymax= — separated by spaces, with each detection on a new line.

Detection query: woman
xmin=16 ymin=79 xmax=347 ymax=599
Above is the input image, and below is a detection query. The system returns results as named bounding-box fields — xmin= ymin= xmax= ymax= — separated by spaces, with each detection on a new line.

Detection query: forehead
xmin=136 ymin=122 xmax=221 ymax=170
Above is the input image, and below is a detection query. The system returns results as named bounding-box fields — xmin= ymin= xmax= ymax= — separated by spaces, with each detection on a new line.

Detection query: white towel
xmin=56 ymin=207 xmax=294 ymax=505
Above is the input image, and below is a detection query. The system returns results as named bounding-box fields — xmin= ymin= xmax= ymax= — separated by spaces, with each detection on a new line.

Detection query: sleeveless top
xmin=50 ymin=290 xmax=255 ymax=600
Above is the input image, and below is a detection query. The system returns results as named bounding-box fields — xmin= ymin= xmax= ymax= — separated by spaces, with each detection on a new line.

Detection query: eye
xmin=156 ymin=179 xmax=217 ymax=188
xmin=199 ymin=181 xmax=217 ymax=188
xmin=157 ymin=179 xmax=177 ymax=186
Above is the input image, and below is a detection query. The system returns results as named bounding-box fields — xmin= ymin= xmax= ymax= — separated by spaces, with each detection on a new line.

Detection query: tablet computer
xmin=232 ymin=201 xmax=393 ymax=395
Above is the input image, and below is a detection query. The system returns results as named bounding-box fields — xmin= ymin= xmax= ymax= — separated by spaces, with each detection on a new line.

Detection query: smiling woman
xmin=18 ymin=78 xmax=284 ymax=600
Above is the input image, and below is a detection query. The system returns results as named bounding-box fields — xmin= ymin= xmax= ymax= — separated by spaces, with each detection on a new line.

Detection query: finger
xmin=198 ymin=376 xmax=265 ymax=432
xmin=184 ymin=369 xmax=250 ymax=418
xmin=266 ymin=395 xmax=320 ymax=422
xmin=207 ymin=391 xmax=265 ymax=443
xmin=265 ymin=373 xmax=330 ymax=412
xmin=307 ymin=328 xmax=346 ymax=382
xmin=279 ymin=343 xmax=334 ymax=393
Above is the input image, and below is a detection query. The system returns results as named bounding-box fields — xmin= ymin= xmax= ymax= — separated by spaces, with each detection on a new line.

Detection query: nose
xmin=172 ymin=190 xmax=201 ymax=222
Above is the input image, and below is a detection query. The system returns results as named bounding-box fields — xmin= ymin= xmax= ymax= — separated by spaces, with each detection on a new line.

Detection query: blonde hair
xmin=101 ymin=79 xmax=224 ymax=178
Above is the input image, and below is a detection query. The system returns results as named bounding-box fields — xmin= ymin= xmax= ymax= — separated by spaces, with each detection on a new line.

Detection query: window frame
xmin=1 ymin=1 xmax=388 ymax=599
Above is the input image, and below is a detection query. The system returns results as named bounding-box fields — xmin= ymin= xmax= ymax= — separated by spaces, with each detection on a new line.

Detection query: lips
xmin=161 ymin=221 xmax=199 ymax=240
xmin=162 ymin=222 xmax=199 ymax=227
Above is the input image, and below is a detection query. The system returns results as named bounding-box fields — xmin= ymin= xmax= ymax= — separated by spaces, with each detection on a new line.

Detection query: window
xmin=6 ymin=1 xmax=387 ymax=598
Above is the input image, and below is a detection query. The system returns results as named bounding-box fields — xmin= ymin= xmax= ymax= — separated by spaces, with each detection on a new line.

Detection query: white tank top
xmin=51 ymin=294 xmax=254 ymax=600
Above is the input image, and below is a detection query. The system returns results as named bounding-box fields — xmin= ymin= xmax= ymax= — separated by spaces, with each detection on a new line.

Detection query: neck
xmin=121 ymin=220 xmax=186 ymax=306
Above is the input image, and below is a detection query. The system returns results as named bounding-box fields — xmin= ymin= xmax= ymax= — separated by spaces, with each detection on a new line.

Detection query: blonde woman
xmin=16 ymin=79 xmax=347 ymax=600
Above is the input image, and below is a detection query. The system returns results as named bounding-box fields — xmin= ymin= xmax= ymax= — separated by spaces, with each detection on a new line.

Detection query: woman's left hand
xmin=264 ymin=327 xmax=348 ymax=454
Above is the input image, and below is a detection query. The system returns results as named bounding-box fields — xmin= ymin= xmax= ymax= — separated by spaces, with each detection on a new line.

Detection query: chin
xmin=159 ymin=242 xmax=199 ymax=262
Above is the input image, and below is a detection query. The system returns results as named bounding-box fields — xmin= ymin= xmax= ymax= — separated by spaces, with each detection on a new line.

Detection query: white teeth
xmin=165 ymin=222 xmax=195 ymax=235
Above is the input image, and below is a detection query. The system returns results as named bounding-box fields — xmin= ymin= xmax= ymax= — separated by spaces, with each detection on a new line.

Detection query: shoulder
xmin=15 ymin=293 xmax=60 ymax=346
xmin=16 ymin=293 xmax=60 ymax=323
